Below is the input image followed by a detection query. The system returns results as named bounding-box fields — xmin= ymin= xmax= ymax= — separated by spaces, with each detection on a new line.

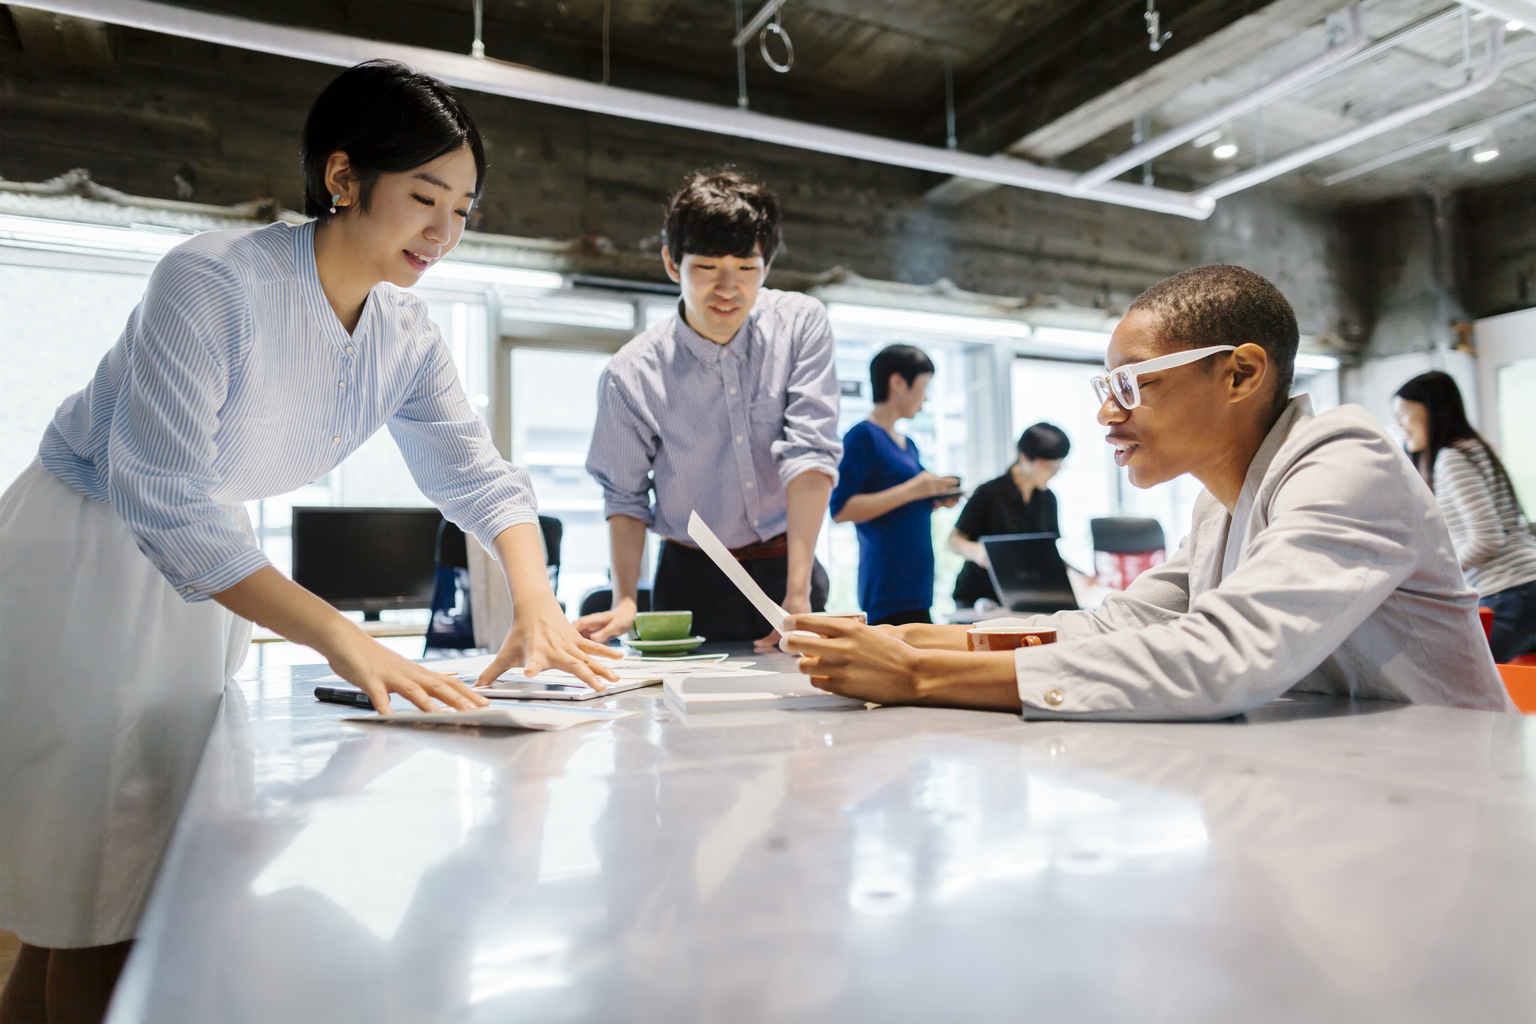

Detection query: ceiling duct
xmin=1074 ymin=4 xmax=1367 ymax=193
xmin=8 ymin=0 xmax=1216 ymax=220
xmin=1198 ymin=20 xmax=1504 ymax=201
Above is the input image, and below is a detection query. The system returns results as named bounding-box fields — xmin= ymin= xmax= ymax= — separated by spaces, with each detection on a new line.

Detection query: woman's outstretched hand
xmin=476 ymin=591 xmax=622 ymax=692
xmin=327 ymin=631 xmax=490 ymax=714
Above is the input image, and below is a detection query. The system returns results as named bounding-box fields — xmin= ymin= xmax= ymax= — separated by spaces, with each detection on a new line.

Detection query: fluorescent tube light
xmin=826 ymin=303 xmax=1032 ymax=340
xmin=1294 ymin=353 xmax=1340 ymax=371
xmin=1029 ymin=326 xmax=1112 ymax=352
xmin=422 ymin=261 xmax=563 ymax=290
xmin=0 ymin=213 xmax=191 ymax=258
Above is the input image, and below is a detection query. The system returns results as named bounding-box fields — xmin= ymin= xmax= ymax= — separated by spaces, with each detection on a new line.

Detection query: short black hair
xmin=869 ymin=344 xmax=936 ymax=402
xmin=1126 ymin=264 xmax=1299 ymax=406
xmin=302 ymin=60 xmax=487 ymax=221
xmin=663 ymin=169 xmax=782 ymax=262
xmin=1018 ymin=422 xmax=1070 ymax=460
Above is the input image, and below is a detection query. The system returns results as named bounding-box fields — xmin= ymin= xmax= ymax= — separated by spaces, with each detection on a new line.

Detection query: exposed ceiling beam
xmin=6 ymin=0 xmax=1215 ymax=218
xmin=926 ymin=0 xmax=1344 ymax=206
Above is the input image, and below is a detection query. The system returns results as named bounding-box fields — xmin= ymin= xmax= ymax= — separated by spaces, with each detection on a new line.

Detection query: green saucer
xmin=623 ymin=635 xmax=706 ymax=656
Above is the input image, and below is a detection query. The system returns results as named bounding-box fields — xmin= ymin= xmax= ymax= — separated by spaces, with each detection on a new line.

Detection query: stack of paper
xmin=663 ymin=672 xmax=865 ymax=714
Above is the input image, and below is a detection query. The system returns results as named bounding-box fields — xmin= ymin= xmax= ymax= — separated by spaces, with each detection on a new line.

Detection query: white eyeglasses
xmin=1091 ymin=345 xmax=1237 ymax=411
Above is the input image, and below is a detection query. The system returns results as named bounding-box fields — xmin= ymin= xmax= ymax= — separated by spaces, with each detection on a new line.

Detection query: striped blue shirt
xmin=585 ymin=290 xmax=841 ymax=549
xmin=39 ymin=220 xmax=538 ymax=602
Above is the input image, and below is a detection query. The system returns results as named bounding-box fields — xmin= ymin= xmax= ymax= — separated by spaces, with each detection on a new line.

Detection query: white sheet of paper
xmin=345 ymin=705 xmax=637 ymax=730
xmin=687 ymin=511 xmax=790 ymax=633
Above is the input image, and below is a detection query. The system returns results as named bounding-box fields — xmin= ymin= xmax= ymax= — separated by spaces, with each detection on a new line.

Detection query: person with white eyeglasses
xmin=777 ymin=264 xmax=1513 ymax=720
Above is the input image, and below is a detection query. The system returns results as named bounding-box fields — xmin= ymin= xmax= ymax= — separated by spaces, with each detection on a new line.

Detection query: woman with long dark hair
xmin=1394 ymin=371 xmax=1536 ymax=662
xmin=0 ymin=60 xmax=618 ymax=1022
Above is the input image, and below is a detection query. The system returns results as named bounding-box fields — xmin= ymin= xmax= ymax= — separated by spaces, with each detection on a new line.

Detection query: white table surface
xmin=107 ymin=646 xmax=1536 ymax=1022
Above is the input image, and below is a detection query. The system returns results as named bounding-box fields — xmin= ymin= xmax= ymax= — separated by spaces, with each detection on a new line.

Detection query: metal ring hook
xmin=760 ymin=13 xmax=793 ymax=73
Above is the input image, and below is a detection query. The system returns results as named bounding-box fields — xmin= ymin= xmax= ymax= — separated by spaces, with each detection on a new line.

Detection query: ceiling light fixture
xmin=1212 ymin=142 xmax=1239 ymax=160
xmin=1472 ymin=145 xmax=1501 ymax=162
xmin=421 ymin=261 xmax=564 ymax=290
xmin=1193 ymin=130 xmax=1223 ymax=148
xmin=1507 ymin=20 xmax=1525 ymax=31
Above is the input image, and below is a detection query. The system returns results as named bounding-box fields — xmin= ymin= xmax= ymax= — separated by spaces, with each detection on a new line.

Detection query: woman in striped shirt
xmin=0 ymin=61 xmax=617 ymax=1021
xmin=1394 ymin=371 xmax=1536 ymax=662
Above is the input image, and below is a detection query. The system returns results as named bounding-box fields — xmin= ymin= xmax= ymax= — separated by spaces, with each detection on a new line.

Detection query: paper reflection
xmin=470 ymin=936 xmax=572 ymax=1004
xmin=250 ymin=748 xmax=485 ymax=940
xmin=537 ymin=730 xmax=616 ymax=882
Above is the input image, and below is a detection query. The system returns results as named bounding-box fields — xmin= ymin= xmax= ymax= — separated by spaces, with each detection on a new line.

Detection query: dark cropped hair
xmin=1395 ymin=371 xmax=1523 ymax=512
xmin=1018 ymin=422 xmax=1070 ymax=461
xmin=663 ymin=169 xmax=782 ymax=262
xmin=302 ymin=59 xmax=487 ymax=221
xmin=869 ymin=344 xmax=936 ymax=402
xmin=1126 ymin=264 xmax=1300 ymax=408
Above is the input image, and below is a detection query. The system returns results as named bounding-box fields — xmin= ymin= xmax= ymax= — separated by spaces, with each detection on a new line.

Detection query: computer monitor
xmin=291 ymin=507 xmax=443 ymax=619
xmin=981 ymin=532 xmax=1079 ymax=615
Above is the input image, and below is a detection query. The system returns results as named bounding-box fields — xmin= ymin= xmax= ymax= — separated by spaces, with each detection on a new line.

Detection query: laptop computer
xmin=981 ymin=532 xmax=1079 ymax=614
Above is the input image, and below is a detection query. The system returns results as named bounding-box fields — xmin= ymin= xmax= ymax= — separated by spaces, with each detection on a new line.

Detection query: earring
xmin=329 ymin=193 xmax=342 ymax=214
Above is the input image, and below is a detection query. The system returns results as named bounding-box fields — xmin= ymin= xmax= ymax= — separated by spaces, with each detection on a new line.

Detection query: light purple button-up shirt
xmin=585 ymin=289 xmax=841 ymax=550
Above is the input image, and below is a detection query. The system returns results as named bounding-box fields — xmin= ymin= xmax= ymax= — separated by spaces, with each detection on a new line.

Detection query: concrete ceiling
xmin=6 ymin=0 xmax=1536 ymax=208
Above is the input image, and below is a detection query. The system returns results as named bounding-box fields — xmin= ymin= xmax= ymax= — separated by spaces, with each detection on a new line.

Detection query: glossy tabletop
xmin=109 ymin=648 xmax=1536 ymax=1022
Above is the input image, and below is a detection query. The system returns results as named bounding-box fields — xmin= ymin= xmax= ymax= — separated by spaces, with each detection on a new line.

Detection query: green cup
xmin=633 ymin=610 xmax=693 ymax=641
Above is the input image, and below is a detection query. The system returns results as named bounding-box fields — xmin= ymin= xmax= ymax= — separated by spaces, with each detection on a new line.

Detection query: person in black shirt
xmin=948 ymin=422 xmax=1070 ymax=609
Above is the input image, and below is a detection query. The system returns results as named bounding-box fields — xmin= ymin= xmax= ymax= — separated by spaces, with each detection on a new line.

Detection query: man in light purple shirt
xmin=580 ymin=170 xmax=841 ymax=645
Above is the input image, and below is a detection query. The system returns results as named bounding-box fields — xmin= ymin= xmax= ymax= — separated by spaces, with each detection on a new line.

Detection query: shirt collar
xmin=295 ymin=219 xmax=378 ymax=350
xmin=672 ymin=301 xmax=753 ymax=366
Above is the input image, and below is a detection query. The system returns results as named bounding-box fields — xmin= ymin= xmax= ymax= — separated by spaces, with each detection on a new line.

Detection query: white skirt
xmin=0 ymin=460 xmax=252 ymax=948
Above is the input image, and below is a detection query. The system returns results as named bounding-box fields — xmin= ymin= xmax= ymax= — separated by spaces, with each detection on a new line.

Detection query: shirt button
xmin=1044 ymin=689 xmax=1065 ymax=707
xmin=744 ymin=481 xmax=754 ymax=489
xmin=753 ymin=519 xmax=759 ymax=526
xmin=338 ymin=381 xmax=346 ymax=389
xmin=734 ymin=435 xmax=744 ymax=444
xmin=345 ymin=346 xmax=355 ymax=355
xmin=728 ymin=387 xmax=738 ymax=395
xmin=331 ymin=436 xmax=340 ymax=445
xmin=184 ymin=585 xmax=195 ymax=594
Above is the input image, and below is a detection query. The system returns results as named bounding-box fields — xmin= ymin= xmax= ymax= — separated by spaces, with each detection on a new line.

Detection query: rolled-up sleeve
xmin=106 ymin=248 xmax=270 ymax=601
xmin=771 ymin=302 xmax=841 ymax=488
xmin=585 ymin=367 xmax=658 ymax=524
xmin=389 ymin=323 xmax=538 ymax=553
xmin=1010 ymin=446 xmax=1419 ymax=721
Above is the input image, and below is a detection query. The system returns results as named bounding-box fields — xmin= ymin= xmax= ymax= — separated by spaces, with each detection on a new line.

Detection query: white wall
xmin=1474 ymin=307 xmax=1536 ymax=450
xmin=1343 ymin=348 xmax=1479 ymax=438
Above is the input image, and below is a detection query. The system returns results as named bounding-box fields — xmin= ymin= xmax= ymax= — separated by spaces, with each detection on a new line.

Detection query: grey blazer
xmin=1007 ymin=395 xmax=1514 ymax=720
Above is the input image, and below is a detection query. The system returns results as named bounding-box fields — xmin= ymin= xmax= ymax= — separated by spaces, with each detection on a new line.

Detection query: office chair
xmin=577 ymin=586 xmax=652 ymax=618
xmin=1090 ymin=517 xmax=1166 ymax=591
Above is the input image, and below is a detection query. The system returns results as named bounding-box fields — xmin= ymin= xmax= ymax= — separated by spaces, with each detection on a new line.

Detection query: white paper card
xmin=345 ymin=705 xmax=638 ymax=730
xmin=687 ymin=511 xmax=790 ymax=632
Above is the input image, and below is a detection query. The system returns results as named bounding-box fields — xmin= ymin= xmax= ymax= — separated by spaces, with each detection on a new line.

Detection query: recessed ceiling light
xmin=1507 ymin=20 xmax=1524 ymax=32
xmin=1193 ymin=130 xmax=1223 ymax=148
xmin=1212 ymin=142 xmax=1239 ymax=160
xmin=1472 ymin=146 xmax=1500 ymax=163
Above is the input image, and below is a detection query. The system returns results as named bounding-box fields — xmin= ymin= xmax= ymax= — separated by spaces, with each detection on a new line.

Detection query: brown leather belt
xmin=669 ymin=532 xmax=788 ymax=561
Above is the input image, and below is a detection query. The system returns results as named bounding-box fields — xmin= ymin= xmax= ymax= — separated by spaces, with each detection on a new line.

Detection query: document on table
xmin=345 ymin=705 xmax=639 ymax=730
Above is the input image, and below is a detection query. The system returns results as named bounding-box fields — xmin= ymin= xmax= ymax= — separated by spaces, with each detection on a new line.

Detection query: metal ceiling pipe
xmin=1322 ymin=95 xmax=1536 ymax=184
xmin=1074 ymin=3 xmax=1366 ymax=193
xmin=1198 ymin=20 xmax=1504 ymax=201
xmin=10 ymin=0 xmax=1216 ymax=219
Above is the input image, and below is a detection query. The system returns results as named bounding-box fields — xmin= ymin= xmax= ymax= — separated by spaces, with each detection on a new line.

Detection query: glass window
xmin=1499 ymin=358 xmax=1536 ymax=511
xmin=0 ymin=261 xmax=151 ymax=489
xmin=509 ymin=346 xmax=613 ymax=611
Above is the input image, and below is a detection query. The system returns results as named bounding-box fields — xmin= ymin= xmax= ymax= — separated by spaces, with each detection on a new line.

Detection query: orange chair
xmin=1497 ymin=664 xmax=1536 ymax=714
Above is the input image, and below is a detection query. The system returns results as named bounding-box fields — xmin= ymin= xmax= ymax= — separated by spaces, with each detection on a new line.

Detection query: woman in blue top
xmin=830 ymin=345 xmax=961 ymax=626
xmin=0 ymin=61 xmax=617 ymax=1021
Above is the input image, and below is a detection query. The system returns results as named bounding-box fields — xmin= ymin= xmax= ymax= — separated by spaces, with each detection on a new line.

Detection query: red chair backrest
xmin=1497 ymin=663 xmax=1536 ymax=714
xmin=1480 ymin=606 xmax=1494 ymax=641
xmin=1094 ymin=549 xmax=1166 ymax=591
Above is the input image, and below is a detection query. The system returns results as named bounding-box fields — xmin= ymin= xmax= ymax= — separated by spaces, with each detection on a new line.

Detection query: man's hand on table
xmin=481 ymin=591 xmax=622 ymax=692
xmin=785 ymin=614 xmax=1024 ymax=711
xmin=757 ymin=592 xmax=812 ymax=651
xmin=574 ymin=594 xmax=639 ymax=644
